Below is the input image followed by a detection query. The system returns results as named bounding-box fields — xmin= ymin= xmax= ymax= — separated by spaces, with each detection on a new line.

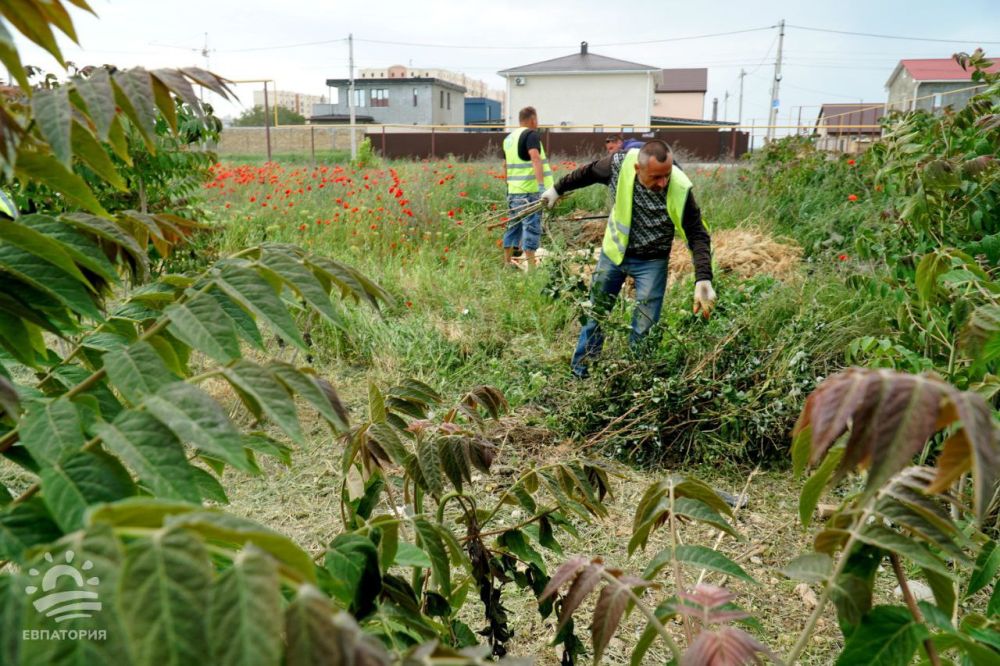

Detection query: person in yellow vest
xmin=540 ymin=140 xmax=715 ymax=378
xmin=501 ymin=106 xmax=553 ymax=269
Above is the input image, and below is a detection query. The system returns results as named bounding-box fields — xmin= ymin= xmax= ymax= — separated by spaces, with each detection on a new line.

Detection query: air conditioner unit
xmin=513 ymin=76 xmax=526 ymax=86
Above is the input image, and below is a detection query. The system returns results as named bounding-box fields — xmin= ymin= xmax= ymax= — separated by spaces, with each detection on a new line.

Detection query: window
xmin=447 ymin=92 xmax=451 ymax=110
xmin=440 ymin=90 xmax=444 ymax=109
xmin=352 ymin=88 xmax=366 ymax=108
xmin=413 ymin=88 xmax=418 ymax=107
xmin=370 ymin=88 xmax=389 ymax=107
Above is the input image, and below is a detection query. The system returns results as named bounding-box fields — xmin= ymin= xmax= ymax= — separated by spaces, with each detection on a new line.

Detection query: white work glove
xmin=540 ymin=187 xmax=560 ymax=209
xmin=693 ymin=280 xmax=717 ymax=319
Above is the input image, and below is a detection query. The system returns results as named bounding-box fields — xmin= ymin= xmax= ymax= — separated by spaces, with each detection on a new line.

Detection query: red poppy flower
xmin=847 ymin=194 xmax=858 ymax=202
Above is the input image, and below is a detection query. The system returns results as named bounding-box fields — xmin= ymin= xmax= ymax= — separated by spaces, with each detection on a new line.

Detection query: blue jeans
xmin=571 ymin=251 xmax=668 ymax=377
xmin=503 ymin=193 xmax=542 ymax=251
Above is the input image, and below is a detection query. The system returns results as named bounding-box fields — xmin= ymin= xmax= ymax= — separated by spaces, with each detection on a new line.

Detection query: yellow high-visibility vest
xmin=602 ymin=148 xmax=693 ymax=265
xmin=503 ymin=127 xmax=554 ymax=194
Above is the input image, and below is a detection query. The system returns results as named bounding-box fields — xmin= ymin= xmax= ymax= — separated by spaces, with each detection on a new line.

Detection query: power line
xmin=350 ymin=26 xmax=777 ymax=51
xmin=787 ymin=24 xmax=1000 ymax=45
xmin=225 ymin=37 xmax=347 ymax=53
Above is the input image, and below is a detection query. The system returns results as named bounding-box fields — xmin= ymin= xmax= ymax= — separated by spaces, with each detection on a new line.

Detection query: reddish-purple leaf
xmin=555 ymin=561 xmax=604 ymax=633
xmin=539 ymin=556 xmax=588 ymax=601
xmin=592 ymin=580 xmax=632 ymax=663
xmin=680 ymin=627 xmax=773 ymax=666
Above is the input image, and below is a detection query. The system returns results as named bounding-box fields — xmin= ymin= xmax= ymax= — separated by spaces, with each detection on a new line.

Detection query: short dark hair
xmin=638 ymin=140 xmax=672 ymax=165
xmin=604 ymin=134 xmax=623 ymax=143
xmin=518 ymin=106 xmax=537 ymax=122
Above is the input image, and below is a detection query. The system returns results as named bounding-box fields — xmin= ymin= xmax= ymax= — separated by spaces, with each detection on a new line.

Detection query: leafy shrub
xmin=559 ymin=273 xmax=891 ymax=466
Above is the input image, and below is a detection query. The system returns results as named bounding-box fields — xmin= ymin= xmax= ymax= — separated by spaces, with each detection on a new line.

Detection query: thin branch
xmin=889 ymin=552 xmax=941 ymax=666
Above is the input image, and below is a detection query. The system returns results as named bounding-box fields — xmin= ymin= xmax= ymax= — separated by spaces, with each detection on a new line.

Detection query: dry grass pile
xmin=668 ymin=228 xmax=802 ymax=284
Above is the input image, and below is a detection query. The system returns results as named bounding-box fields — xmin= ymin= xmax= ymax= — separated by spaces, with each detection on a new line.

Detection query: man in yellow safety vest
xmin=541 ymin=140 xmax=715 ymax=378
xmin=501 ymin=106 xmax=553 ymax=269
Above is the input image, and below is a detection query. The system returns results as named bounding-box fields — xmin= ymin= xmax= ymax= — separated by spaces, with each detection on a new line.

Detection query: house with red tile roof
xmin=886 ymin=58 xmax=1000 ymax=113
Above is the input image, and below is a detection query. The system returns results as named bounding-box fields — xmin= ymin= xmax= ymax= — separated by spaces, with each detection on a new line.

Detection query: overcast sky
xmin=11 ymin=0 xmax=1000 ymax=133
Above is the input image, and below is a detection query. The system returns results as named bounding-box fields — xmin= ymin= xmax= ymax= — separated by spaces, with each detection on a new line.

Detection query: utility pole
xmin=796 ymin=106 xmax=803 ymax=136
xmin=723 ymin=90 xmax=730 ymax=122
xmin=738 ymin=68 xmax=746 ymax=125
xmin=348 ymin=33 xmax=357 ymax=160
xmin=766 ymin=19 xmax=785 ymax=142
xmin=263 ymin=81 xmax=272 ymax=162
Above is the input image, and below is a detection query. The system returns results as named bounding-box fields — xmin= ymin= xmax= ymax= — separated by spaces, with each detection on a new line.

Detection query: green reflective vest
xmin=602 ymin=148 xmax=693 ymax=265
xmin=503 ymin=127 xmax=554 ymax=194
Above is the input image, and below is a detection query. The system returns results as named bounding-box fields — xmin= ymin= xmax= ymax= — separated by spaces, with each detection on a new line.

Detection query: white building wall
xmin=653 ymin=92 xmax=705 ymax=120
xmin=505 ymin=72 xmax=654 ymax=130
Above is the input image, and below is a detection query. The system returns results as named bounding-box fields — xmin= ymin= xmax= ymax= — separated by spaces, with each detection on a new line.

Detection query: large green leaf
xmin=143 ymin=382 xmax=253 ymax=473
xmin=94 ymin=410 xmax=202 ymax=502
xmin=856 ymin=525 xmax=954 ymax=577
xmin=831 ymin=545 xmax=882 ymax=634
xmin=164 ymin=291 xmax=241 ymax=364
xmin=800 ymin=446 xmax=845 ymax=526
xmin=207 ymin=546 xmax=283 ymax=666
xmin=643 ymin=544 xmax=756 ymax=584
xmin=323 ymin=534 xmax=381 ymax=618
xmin=71 ymin=119 xmax=126 ymax=190
xmin=413 ymin=518 xmax=451 ymax=597
xmin=967 ymin=540 xmax=1000 ymax=598
xmin=416 ymin=433 xmax=443 ymax=497
xmin=166 ymin=510 xmax=317 ymax=584
xmin=673 ymin=497 xmax=739 ymax=538
xmin=63 ymin=212 xmax=147 ymax=280
xmin=836 ymin=605 xmax=927 ymax=666
xmin=259 ymin=249 xmax=343 ymax=328
xmin=780 ymin=552 xmax=833 ymax=584
xmin=15 ymin=150 xmax=106 ymax=216
xmin=0 ymin=216 xmax=89 ymax=284
xmin=212 ymin=290 xmax=264 ymax=350
xmin=0 ymin=499 xmax=62 ymax=563
xmin=102 ymin=340 xmax=178 ymax=404
xmin=269 ymin=362 xmax=349 ymax=432
xmin=32 ymin=87 xmax=72 ymax=167
xmin=0 ymin=574 xmax=23 ymax=666
xmin=39 ymin=450 xmax=136 ymax=532
xmin=119 ymin=526 xmax=212 ymax=666
xmin=0 ymin=244 xmax=102 ymax=320
xmin=20 ymin=397 xmax=84 ymax=467
xmin=221 ymin=360 xmax=304 ymax=445
xmin=216 ymin=263 xmax=306 ymax=351
xmin=112 ymin=68 xmax=157 ymax=148
xmin=73 ymin=68 xmax=116 ymax=140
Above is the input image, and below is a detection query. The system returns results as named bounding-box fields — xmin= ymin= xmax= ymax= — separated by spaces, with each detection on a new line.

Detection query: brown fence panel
xmin=365 ymin=129 xmax=748 ymax=162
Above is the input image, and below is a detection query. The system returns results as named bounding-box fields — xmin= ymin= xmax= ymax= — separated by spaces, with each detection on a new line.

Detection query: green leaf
xmin=674 ymin=497 xmax=739 ymax=538
xmin=73 ymin=68 xmax=116 ymax=140
xmin=800 ymin=445 xmax=845 ymax=526
xmin=416 ymin=433 xmax=443 ymax=497
xmin=498 ymin=529 xmax=546 ymax=572
xmin=15 ymin=150 xmax=106 ymax=216
xmin=324 ymin=534 xmax=382 ymax=618
xmin=166 ymin=510 xmax=317 ymax=584
xmin=23 ymin=214 xmax=118 ymax=284
xmin=780 ymin=552 xmax=834 ymax=584
xmin=856 ymin=525 xmax=954 ymax=577
xmin=242 ymin=433 xmax=292 ymax=467
xmin=0 ymin=244 xmax=102 ymax=320
xmin=85 ymin=497 xmax=199 ymax=529
xmin=0 ymin=499 xmax=62 ymax=563
xmin=644 ymin=544 xmax=756 ymax=584
xmin=222 ymin=360 xmax=304 ymax=444
xmin=831 ymin=545 xmax=883 ymax=634
xmin=836 ymin=605 xmax=928 ymax=666
xmin=368 ymin=382 xmax=386 ymax=422
xmin=20 ymin=397 xmax=84 ymax=467
xmin=113 ymin=68 xmax=157 ymax=148
xmin=413 ymin=518 xmax=451 ymax=597
xmin=791 ymin=425 xmax=812 ymax=478
xmin=63 ymin=212 xmax=147 ymax=279
xmin=102 ymin=340 xmax=178 ymax=404
xmin=213 ymin=290 xmax=264 ymax=350
xmin=920 ymin=567 xmax=957 ymax=618
xmin=165 ymin=291 xmax=241 ymax=364
xmin=988 ymin=580 xmax=999 ymax=617
xmin=393 ymin=542 xmax=432 ymax=568
xmin=71 ymin=119 xmax=126 ymax=190
xmin=0 ymin=217 xmax=89 ymax=285
xmin=216 ymin=263 xmax=306 ymax=351
xmin=120 ymin=526 xmax=213 ymax=665
xmin=32 ymin=87 xmax=72 ymax=167
xmin=269 ymin=363 xmax=349 ymax=432
xmin=284 ymin=586 xmax=352 ymax=666
xmin=39 ymin=450 xmax=136 ymax=532
xmin=259 ymin=249 xmax=343 ymax=328
xmin=191 ymin=466 xmax=228 ymax=503
xmin=967 ymin=540 xmax=1000 ymax=598
xmin=144 ymin=382 xmax=254 ymax=473
xmin=94 ymin=409 xmax=202 ymax=502
xmin=207 ymin=545 xmax=283 ymax=666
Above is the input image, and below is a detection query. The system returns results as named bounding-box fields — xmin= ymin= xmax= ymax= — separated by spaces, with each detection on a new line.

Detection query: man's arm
xmin=554 ymin=153 xmax=615 ymax=195
xmin=527 ymin=148 xmax=545 ymax=190
xmin=681 ymin=191 xmax=713 ymax=282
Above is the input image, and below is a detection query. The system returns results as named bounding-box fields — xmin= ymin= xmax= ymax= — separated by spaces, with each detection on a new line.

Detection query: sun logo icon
xmin=24 ymin=550 xmax=102 ymax=622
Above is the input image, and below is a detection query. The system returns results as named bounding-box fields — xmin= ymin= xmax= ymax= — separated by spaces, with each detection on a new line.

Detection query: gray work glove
xmin=694 ymin=280 xmax=717 ymax=319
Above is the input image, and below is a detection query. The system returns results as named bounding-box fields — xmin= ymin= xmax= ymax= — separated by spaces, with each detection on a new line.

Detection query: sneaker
xmin=571 ymin=366 xmax=590 ymax=380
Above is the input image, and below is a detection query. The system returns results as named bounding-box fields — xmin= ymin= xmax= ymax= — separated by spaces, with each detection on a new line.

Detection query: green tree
xmin=231 ymin=105 xmax=307 ymax=126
